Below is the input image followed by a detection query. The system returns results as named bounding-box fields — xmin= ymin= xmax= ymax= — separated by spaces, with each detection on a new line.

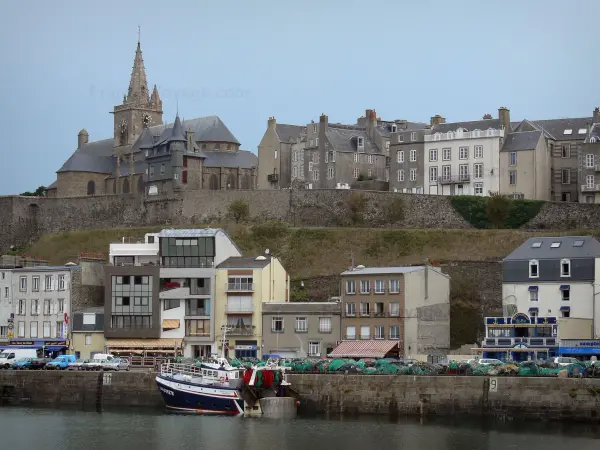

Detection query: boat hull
xmin=156 ymin=375 xmax=244 ymax=415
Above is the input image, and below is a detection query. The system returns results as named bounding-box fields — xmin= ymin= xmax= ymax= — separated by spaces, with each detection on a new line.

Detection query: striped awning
xmin=327 ymin=340 xmax=400 ymax=358
xmin=106 ymin=338 xmax=182 ymax=349
xmin=162 ymin=319 xmax=180 ymax=330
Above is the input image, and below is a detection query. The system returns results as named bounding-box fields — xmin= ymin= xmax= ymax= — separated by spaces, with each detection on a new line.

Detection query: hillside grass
xmin=20 ymin=223 xmax=600 ymax=279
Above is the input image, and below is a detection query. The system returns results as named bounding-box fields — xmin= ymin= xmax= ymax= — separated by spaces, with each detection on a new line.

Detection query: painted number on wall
xmin=489 ymin=378 xmax=498 ymax=392
xmin=103 ymin=373 xmax=112 ymax=386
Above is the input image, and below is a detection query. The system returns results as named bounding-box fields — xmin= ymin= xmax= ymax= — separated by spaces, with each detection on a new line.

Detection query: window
xmin=319 ymin=317 xmax=332 ymax=333
xmin=4 ymin=287 xmax=8 ymax=298
xmin=160 ymin=164 xmax=165 ymax=175
xmin=579 ymin=128 xmax=587 ymax=135
xmin=309 ymin=139 xmax=313 ymax=147
xmin=459 ymin=164 xmax=469 ymax=181
xmin=474 ymin=163 xmax=483 ymax=179
xmin=308 ymin=341 xmax=321 ymax=357
xmin=409 ymin=169 xmax=416 ymax=181
xmin=429 ymin=149 xmax=438 ymax=162
xmin=529 ymin=289 xmax=538 ymax=302
xmin=149 ymin=166 xmax=154 ymax=177
xmin=85 ymin=335 xmax=92 ymax=346
xmin=561 ymin=169 xmax=570 ymax=184
xmin=573 ymin=240 xmax=584 ymax=247
xmin=185 ymin=319 xmax=209 ymax=336
xmin=563 ymin=129 xmax=573 ymax=135
xmin=19 ymin=276 xmax=26 ymax=292
xmin=30 ymin=321 xmax=38 ymax=338
xmin=353 ymin=153 xmax=359 ymax=163
xmin=357 ymin=137 xmax=364 ymax=149
xmin=410 ymin=149 xmax=416 ymax=162
xmin=360 ymin=280 xmax=370 ymax=294
xmin=360 ymin=325 xmax=370 ymax=339
xmin=18 ymin=299 xmax=25 ymax=315
xmin=562 ymin=309 xmax=570 ymax=318
xmin=31 ymin=299 xmax=39 ymax=315
xmin=397 ymin=170 xmax=404 ymax=182
xmin=474 ymin=182 xmax=483 ymax=195
xmin=271 ymin=316 xmax=283 ymax=332
xmin=442 ymin=148 xmax=451 ymax=161
xmin=550 ymin=242 xmax=561 ymax=248
xmin=429 ymin=167 xmax=438 ymax=183
xmin=389 ymin=280 xmax=400 ymax=293
xmin=459 ymin=147 xmax=468 ymax=160
xmin=313 ymin=153 xmax=319 ymax=164
xmin=410 ymin=132 xmax=417 ymax=142
xmin=57 ymin=299 xmax=64 ymax=313
xmin=163 ymin=299 xmax=180 ymax=310
xmin=17 ymin=321 xmax=25 ymax=338
xmin=530 ymin=310 xmax=537 ymax=318
xmin=295 ymin=317 xmax=307 ymax=332
xmin=367 ymin=169 xmax=372 ymax=178
xmin=325 ymin=152 xmax=328 ymax=163
xmin=587 ymin=175 xmax=595 ymax=187
xmin=385 ymin=141 xmax=390 ymax=154
xmin=441 ymin=165 xmax=451 ymax=181
xmin=474 ymin=145 xmax=483 ymax=158
xmin=374 ymin=280 xmax=385 ymax=294
xmin=346 ymin=280 xmax=356 ymax=294
xmin=32 ymin=276 xmax=39 ymax=292
xmin=398 ymin=134 xmax=404 ymax=143
xmin=531 ymin=242 xmax=542 ymax=248
xmin=562 ymin=288 xmax=570 ymax=301
xmin=389 ymin=325 xmax=400 ymax=339
xmin=560 ymin=259 xmax=571 ymax=277
xmin=43 ymin=321 xmax=51 ymax=338
xmin=45 ymin=275 xmax=52 ymax=291
xmin=397 ymin=151 xmax=404 ymax=163
xmin=312 ymin=125 xmax=317 ymax=133
xmin=389 ymin=302 xmax=400 ymax=317
xmin=308 ymin=161 xmax=313 ymax=173
xmin=313 ymin=170 xmax=319 ymax=181
xmin=327 ymin=167 xmax=334 ymax=179
xmin=368 ymin=155 xmax=373 ymax=164
xmin=561 ymin=144 xmax=570 ymax=158
xmin=292 ymin=166 xmax=297 ymax=178
xmin=509 ymin=152 xmax=517 ymax=166
xmin=529 ymin=260 xmax=539 ymax=278
xmin=353 ymin=167 xmax=360 ymax=179
xmin=360 ymin=302 xmax=370 ymax=316
xmin=509 ymin=170 xmax=517 ymax=185
xmin=346 ymin=325 xmax=356 ymax=339
xmin=43 ymin=299 xmax=51 ymax=315
xmin=346 ymin=303 xmax=356 ymax=316
xmin=584 ymin=154 xmax=595 ymax=168
xmin=375 ymin=326 xmax=385 ymax=339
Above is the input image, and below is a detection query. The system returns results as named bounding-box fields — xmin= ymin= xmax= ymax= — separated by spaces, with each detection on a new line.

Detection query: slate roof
xmin=519 ymin=117 xmax=593 ymax=141
xmin=275 ymin=124 xmax=304 ymax=143
xmin=262 ymin=302 xmax=341 ymax=314
xmin=326 ymin=125 xmax=379 ymax=154
xmin=203 ymin=150 xmax=257 ymax=169
xmin=432 ymin=119 xmax=502 ymax=133
xmin=504 ymin=236 xmax=600 ymax=261
xmin=341 ymin=266 xmax=425 ymax=276
xmin=501 ymin=131 xmax=542 ymax=152
xmin=108 ymin=159 xmax=147 ymax=178
xmin=57 ymin=138 xmax=115 ymax=174
xmin=376 ymin=121 xmax=428 ymax=137
xmin=47 ymin=180 xmax=57 ymax=190
xmin=217 ymin=255 xmax=272 ymax=269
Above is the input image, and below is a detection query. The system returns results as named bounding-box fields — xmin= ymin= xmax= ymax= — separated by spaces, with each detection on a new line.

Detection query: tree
xmin=485 ymin=194 xmax=510 ymax=228
xmin=344 ymin=192 xmax=366 ymax=225
xmin=20 ymin=186 xmax=47 ymax=197
xmin=384 ymin=197 xmax=405 ymax=224
xmin=227 ymin=199 xmax=250 ymax=223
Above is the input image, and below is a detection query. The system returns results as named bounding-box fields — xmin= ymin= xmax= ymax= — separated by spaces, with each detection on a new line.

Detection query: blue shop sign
xmin=559 ymin=347 xmax=600 ymax=355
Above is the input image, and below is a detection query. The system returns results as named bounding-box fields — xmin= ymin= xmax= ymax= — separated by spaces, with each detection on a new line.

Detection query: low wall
xmin=1 ymin=371 xmax=600 ymax=421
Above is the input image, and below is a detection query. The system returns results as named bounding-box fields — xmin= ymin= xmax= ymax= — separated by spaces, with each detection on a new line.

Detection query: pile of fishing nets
xmin=242 ymin=368 xmax=283 ymax=388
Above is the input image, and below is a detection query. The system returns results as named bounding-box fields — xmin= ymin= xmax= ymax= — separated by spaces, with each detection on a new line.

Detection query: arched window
xmin=487 ymin=128 xmax=494 ymax=136
xmin=209 ymin=174 xmax=219 ymax=190
xmin=122 ymin=178 xmax=130 ymax=194
xmin=473 ymin=129 xmax=481 ymax=138
xmin=447 ymin=131 xmax=454 ymax=140
xmin=137 ymin=177 xmax=145 ymax=194
xmin=87 ymin=180 xmax=95 ymax=196
xmin=226 ymin=173 xmax=236 ymax=190
xmin=241 ymin=174 xmax=251 ymax=190
xmin=434 ymin=133 xmax=441 ymax=141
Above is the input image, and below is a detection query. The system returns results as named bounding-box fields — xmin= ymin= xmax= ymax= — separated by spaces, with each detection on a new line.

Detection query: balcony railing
xmin=484 ymin=337 xmax=557 ymax=347
xmin=226 ymin=305 xmax=254 ymax=313
xmin=346 ymin=312 xmax=398 ymax=318
xmin=344 ymin=334 xmax=400 ymax=340
xmin=424 ymin=129 xmax=504 ymax=142
xmin=226 ymin=283 xmax=254 ymax=292
xmin=185 ymin=309 xmax=210 ymax=317
xmin=438 ymin=174 xmax=471 ymax=184
xmin=267 ymin=173 xmax=279 ymax=182
xmin=582 ymin=184 xmax=600 ymax=192
xmin=228 ymin=325 xmax=255 ymax=336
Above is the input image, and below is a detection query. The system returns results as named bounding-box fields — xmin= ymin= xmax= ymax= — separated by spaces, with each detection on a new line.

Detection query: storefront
xmin=105 ymin=339 xmax=183 ymax=357
xmin=7 ymin=339 xmax=69 ymax=358
xmin=559 ymin=339 xmax=600 ymax=360
xmin=233 ymin=341 xmax=258 ymax=359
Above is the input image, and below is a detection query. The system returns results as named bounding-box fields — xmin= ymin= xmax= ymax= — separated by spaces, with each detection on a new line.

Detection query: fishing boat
xmin=155 ymin=327 xmax=294 ymax=415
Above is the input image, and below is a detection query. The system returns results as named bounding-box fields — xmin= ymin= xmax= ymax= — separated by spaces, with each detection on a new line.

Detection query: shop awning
xmin=560 ymin=306 xmax=570 ymax=311
xmin=528 ymin=286 xmax=538 ymax=291
xmin=560 ymin=285 xmax=570 ymax=291
xmin=162 ymin=319 xmax=180 ymax=330
xmin=528 ymin=307 xmax=539 ymax=312
xmin=106 ymin=338 xmax=182 ymax=349
xmin=328 ymin=340 xmax=400 ymax=358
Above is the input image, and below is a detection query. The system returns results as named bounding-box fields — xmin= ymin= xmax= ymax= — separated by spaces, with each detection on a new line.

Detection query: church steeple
xmin=150 ymin=84 xmax=162 ymax=107
xmin=126 ymin=40 xmax=149 ymax=105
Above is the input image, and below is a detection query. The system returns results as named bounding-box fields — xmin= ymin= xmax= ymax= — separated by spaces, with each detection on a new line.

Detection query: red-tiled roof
xmin=327 ymin=340 xmax=400 ymax=358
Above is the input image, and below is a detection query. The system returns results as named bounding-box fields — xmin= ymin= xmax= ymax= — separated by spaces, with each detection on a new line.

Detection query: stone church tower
xmin=112 ymin=39 xmax=163 ymax=156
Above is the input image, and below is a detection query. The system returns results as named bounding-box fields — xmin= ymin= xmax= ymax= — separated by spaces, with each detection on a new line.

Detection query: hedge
xmin=450 ymin=195 xmax=544 ymax=229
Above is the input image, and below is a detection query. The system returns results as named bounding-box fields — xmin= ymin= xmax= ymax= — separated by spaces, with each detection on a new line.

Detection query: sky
xmin=1 ymin=0 xmax=599 ymax=195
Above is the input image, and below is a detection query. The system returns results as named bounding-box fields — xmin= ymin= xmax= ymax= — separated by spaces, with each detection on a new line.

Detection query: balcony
xmin=228 ymin=325 xmax=255 ymax=336
xmin=438 ymin=174 xmax=471 ymax=184
xmin=226 ymin=304 xmax=254 ymax=314
xmin=344 ymin=334 xmax=399 ymax=340
xmin=225 ymin=283 xmax=254 ymax=292
xmin=582 ymin=184 xmax=600 ymax=192
xmin=483 ymin=337 xmax=557 ymax=347
xmin=160 ymin=280 xmax=210 ymax=298
xmin=267 ymin=173 xmax=279 ymax=183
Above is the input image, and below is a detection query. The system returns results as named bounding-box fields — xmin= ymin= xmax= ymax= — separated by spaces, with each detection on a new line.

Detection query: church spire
xmin=150 ymin=84 xmax=162 ymax=107
xmin=126 ymin=39 xmax=149 ymax=105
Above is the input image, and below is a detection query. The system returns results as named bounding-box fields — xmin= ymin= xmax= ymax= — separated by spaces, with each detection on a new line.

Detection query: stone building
xmin=47 ymin=40 xmax=257 ymax=198
xmin=578 ymin=109 xmax=600 ymax=203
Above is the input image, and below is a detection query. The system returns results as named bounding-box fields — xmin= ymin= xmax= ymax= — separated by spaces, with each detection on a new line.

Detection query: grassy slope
xmin=20 ymin=223 xmax=600 ymax=279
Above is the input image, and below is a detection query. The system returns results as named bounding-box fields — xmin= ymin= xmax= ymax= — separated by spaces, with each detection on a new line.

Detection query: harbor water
xmin=1 ymin=407 xmax=599 ymax=450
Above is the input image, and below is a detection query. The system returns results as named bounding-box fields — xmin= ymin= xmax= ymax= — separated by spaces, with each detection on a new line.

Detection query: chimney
xmin=498 ymin=107 xmax=511 ymax=130
xmin=319 ymin=113 xmax=328 ymax=130
xmin=483 ymin=113 xmax=493 ymax=120
xmin=366 ymin=109 xmax=377 ymax=139
xmin=78 ymin=129 xmax=89 ymax=149
xmin=594 ymin=107 xmax=600 ymax=124
xmin=268 ymin=116 xmax=276 ymax=129
xmin=186 ymin=129 xmax=194 ymax=152
xmin=430 ymin=115 xmax=445 ymax=126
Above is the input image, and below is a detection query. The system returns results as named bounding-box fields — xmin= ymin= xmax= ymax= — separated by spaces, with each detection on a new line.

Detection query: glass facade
xmin=186 ymin=299 xmax=210 ymax=316
xmin=186 ymin=319 xmax=210 ymax=337
xmin=160 ymin=237 xmax=215 ymax=268
xmin=111 ymin=275 xmax=153 ymax=329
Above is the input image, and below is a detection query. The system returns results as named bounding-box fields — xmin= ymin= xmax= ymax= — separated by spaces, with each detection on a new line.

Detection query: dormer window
xmin=357 ymin=137 xmax=364 ymax=152
xmin=398 ymin=134 xmax=404 ymax=143
xmin=529 ymin=260 xmax=539 ymax=278
xmin=486 ymin=128 xmax=494 ymax=136
xmin=433 ymin=133 xmax=441 ymax=141
xmin=410 ymin=132 xmax=417 ymax=142
xmin=473 ymin=129 xmax=481 ymax=137
xmin=391 ymin=124 xmax=397 ymax=133
xmin=447 ymin=131 xmax=454 ymax=140
xmin=560 ymin=259 xmax=571 ymax=277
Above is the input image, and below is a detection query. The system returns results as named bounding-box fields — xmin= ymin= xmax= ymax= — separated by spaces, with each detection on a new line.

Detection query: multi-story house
xmin=578 ymin=111 xmax=600 ymax=203
xmin=290 ymin=134 xmax=307 ymax=187
xmin=257 ymin=116 xmax=305 ymax=189
xmin=423 ymin=108 xmax=510 ymax=196
xmin=499 ymin=130 xmax=551 ymax=200
xmin=71 ymin=308 xmax=105 ymax=359
xmin=478 ymin=236 xmax=600 ymax=361
xmin=214 ymin=255 xmax=290 ymax=359
xmin=105 ymin=228 xmax=242 ymax=358
xmin=9 ymin=266 xmax=76 ymax=356
xmin=262 ymin=302 xmax=341 ymax=359
xmin=389 ymin=126 xmax=430 ymax=193
xmin=339 ymin=265 xmax=450 ymax=359
xmin=512 ymin=112 xmax=593 ymax=202
xmin=0 ymin=269 xmax=13 ymax=343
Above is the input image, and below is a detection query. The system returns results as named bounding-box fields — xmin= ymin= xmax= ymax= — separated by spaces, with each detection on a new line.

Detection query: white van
xmin=91 ymin=353 xmax=114 ymax=361
xmin=0 ymin=349 xmax=39 ymax=368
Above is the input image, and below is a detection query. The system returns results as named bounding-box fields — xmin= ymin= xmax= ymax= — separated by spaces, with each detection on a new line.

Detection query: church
xmin=47 ymin=40 xmax=257 ymax=198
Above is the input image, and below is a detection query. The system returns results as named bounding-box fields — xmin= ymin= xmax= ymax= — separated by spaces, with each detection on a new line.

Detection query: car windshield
xmin=0 ymin=354 xmax=8 ymax=359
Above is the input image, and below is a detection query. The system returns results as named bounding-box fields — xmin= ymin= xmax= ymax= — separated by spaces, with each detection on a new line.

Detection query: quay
xmin=0 ymin=371 xmax=599 ymax=421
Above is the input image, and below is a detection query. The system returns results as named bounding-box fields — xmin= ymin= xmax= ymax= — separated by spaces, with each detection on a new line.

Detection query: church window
xmin=209 ymin=174 xmax=219 ymax=190
xmin=241 ymin=174 xmax=251 ymax=190
xmin=226 ymin=173 xmax=236 ymax=190
xmin=122 ymin=179 xmax=130 ymax=194
xmin=86 ymin=180 xmax=95 ymax=196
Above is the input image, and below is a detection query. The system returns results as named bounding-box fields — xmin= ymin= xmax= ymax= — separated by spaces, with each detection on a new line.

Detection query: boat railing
xmin=160 ymin=362 xmax=203 ymax=378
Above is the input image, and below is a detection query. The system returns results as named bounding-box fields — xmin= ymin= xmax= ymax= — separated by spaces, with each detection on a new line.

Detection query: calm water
xmin=1 ymin=407 xmax=599 ymax=450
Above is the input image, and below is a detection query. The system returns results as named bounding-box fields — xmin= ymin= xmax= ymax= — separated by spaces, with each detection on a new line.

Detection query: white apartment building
xmin=0 ymin=270 xmax=13 ymax=343
xmin=423 ymin=108 xmax=509 ymax=196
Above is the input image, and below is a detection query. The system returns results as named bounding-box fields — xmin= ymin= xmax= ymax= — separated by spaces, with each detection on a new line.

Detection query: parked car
xmin=67 ymin=359 xmax=88 ymax=370
xmin=102 ymin=358 xmax=130 ymax=371
xmin=81 ymin=359 xmax=105 ymax=371
xmin=553 ymin=357 xmax=579 ymax=367
xmin=45 ymin=355 xmax=77 ymax=370
xmin=0 ymin=349 xmax=39 ymax=369
xmin=12 ymin=358 xmax=34 ymax=370
xmin=29 ymin=358 xmax=52 ymax=370
xmin=476 ymin=358 xmax=503 ymax=366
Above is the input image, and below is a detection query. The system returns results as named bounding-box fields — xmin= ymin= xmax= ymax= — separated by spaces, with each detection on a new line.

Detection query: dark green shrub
xmin=451 ymin=195 xmax=545 ymax=229
xmin=504 ymin=200 xmax=545 ymax=228
xmin=486 ymin=194 xmax=510 ymax=228
xmin=227 ymin=199 xmax=250 ymax=223
xmin=450 ymin=196 xmax=488 ymax=229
